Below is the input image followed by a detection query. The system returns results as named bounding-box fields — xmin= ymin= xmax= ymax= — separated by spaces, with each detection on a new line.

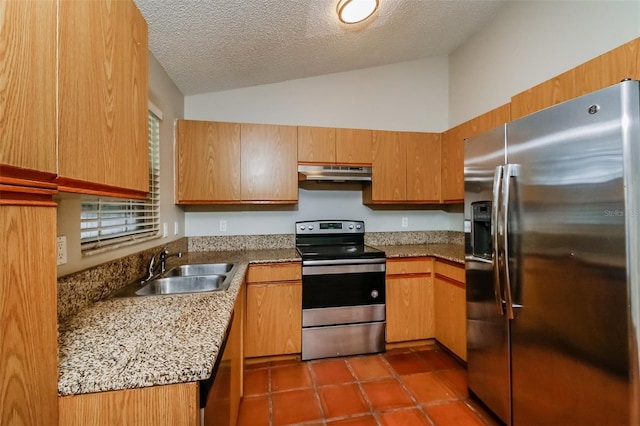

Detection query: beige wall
xmin=449 ymin=0 xmax=640 ymax=127
xmin=56 ymin=53 xmax=185 ymax=277
xmin=185 ymin=57 xmax=450 ymax=132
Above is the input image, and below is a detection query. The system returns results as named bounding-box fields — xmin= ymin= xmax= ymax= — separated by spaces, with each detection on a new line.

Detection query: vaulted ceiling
xmin=134 ymin=0 xmax=508 ymax=96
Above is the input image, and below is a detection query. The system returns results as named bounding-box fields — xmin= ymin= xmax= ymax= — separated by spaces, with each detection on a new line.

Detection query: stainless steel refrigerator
xmin=464 ymin=80 xmax=640 ymax=425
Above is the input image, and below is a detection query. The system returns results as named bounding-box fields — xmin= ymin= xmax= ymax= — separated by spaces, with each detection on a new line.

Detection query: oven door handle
xmin=303 ymin=263 xmax=386 ymax=275
xmin=302 ymin=258 xmax=386 ymax=266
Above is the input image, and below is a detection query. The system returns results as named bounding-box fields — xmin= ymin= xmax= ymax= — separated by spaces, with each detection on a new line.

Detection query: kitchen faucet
xmin=145 ymin=247 xmax=182 ymax=281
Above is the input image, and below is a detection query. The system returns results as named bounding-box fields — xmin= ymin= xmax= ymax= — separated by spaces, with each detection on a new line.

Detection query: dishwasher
xmin=200 ymin=311 xmax=233 ymax=426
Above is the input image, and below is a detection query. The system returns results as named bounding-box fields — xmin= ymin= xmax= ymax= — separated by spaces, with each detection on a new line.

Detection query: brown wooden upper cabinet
xmin=58 ymin=0 xmax=149 ymax=199
xmin=575 ymin=38 xmax=640 ymax=96
xmin=176 ymin=121 xmax=298 ymax=204
xmin=298 ymin=126 xmax=372 ymax=165
xmin=511 ymin=38 xmax=639 ymax=120
xmin=0 ymin=0 xmax=57 ymax=190
xmin=241 ymin=123 xmax=298 ymax=202
xmin=441 ymin=103 xmax=511 ymax=203
xmin=364 ymin=130 xmax=440 ymax=203
xmin=176 ymin=120 xmax=241 ymax=203
xmin=297 ymin=126 xmax=336 ymax=163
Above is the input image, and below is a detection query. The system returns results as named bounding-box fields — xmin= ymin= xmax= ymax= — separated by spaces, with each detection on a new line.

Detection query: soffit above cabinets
xmin=133 ymin=0 xmax=508 ymax=96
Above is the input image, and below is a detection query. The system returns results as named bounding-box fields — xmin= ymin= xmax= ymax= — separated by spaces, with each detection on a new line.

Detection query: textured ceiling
xmin=134 ymin=0 xmax=508 ymax=96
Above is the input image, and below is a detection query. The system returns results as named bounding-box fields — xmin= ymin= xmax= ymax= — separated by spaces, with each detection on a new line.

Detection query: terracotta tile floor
xmin=238 ymin=344 xmax=501 ymax=426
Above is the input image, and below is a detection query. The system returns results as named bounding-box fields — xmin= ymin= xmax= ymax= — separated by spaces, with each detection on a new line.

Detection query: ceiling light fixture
xmin=337 ymin=0 xmax=379 ymax=24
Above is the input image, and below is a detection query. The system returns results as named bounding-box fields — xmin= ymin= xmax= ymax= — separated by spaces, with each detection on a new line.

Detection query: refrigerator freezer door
xmin=507 ymin=82 xmax=634 ymax=425
xmin=465 ymin=125 xmax=511 ymax=425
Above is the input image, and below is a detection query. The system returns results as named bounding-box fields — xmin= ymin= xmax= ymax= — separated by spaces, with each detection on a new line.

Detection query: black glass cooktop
xmin=296 ymin=244 xmax=385 ymax=260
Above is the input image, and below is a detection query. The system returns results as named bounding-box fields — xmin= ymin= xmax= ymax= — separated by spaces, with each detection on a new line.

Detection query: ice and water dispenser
xmin=471 ymin=201 xmax=492 ymax=259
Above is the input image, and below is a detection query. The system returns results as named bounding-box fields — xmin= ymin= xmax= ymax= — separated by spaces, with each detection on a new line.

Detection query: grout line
xmin=242 ymin=347 xmax=491 ymax=426
xmin=306 ymin=360 xmax=328 ymax=423
xmin=346 ymin=355 xmax=383 ymax=426
xmin=381 ymin=349 xmax=441 ymax=425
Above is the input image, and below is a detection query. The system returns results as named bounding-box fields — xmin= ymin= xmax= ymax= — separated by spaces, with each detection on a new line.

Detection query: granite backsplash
xmin=57 ymin=239 xmax=187 ymax=324
xmin=57 ymin=231 xmax=463 ymax=323
xmin=187 ymin=231 xmax=463 ymax=252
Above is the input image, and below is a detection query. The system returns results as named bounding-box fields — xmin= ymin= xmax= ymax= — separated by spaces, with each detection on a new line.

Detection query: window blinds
xmin=80 ymin=111 xmax=161 ymax=252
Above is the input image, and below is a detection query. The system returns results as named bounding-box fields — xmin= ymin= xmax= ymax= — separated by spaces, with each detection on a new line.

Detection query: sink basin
xmin=164 ymin=262 xmax=235 ymax=277
xmin=112 ymin=262 xmax=238 ymax=298
xmin=135 ymin=275 xmax=229 ymax=295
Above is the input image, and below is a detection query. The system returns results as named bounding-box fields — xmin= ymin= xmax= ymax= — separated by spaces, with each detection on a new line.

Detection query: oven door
xmin=302 ymin=258 xmax=386 ymax=310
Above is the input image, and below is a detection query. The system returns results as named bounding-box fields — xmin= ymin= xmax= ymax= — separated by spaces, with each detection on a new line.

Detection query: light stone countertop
xmin=57 ymin=249 xmax=299 ymax=396
xmin=375 ymin=243 xmax=465 ymax=264
xmin=57 ymin=245 xmax=462 ymax=396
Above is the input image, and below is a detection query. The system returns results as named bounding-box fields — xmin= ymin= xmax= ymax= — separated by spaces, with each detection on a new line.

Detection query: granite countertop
xmin=374 ymin=243 xmax=464 ymax=264
xmin=57 ymin=244 xmax=461 ymax=396
xmin=57 ymin=249 xmax=299 ymax=396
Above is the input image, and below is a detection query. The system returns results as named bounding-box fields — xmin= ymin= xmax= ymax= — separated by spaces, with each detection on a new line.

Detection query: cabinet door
xmin=406 ymin=132 xmax=440 ymax=202
xmin=246 ymin=262 xmax=302 ymax=283
xmin=59 ymin=383 xmax=199 ymax=426
xmin=229 ymin=285 xmax=245 ymax=425
xmin=298 ymin=126 xmax=335 ymax=163
xmin=176 ymin=120 xmax=241 ymax=203
xmin=336 ymin=128 xmax=372 ymax=165
xmin=386 ymin=275 xmax=435 ymax=343
xmin=510 ymin=68 xmax=576 ymax=120
xmin=370 ymin=130 xmax=406 ymax=202
xmin=441 ymin=103 xmax=510 ymax=203
xmin=434 ymin=273 xmax=467 ymax=361
xmin=440 ymin=127 xmax=464 ymax=203
xmin=1 ymin=205 xmax=58 ymax=425
xmin=575 ymin=38 xmax=640 ymax=96
xmin=0 ymin=0 xmax=56 ymax=180
xmin=241 ymin=124 xmax=298 ymax=202
xmin=58 ymin=0 xmax=149 ymax=197
xmin=245 ymin=282 xmax=302 ymax=358
xmin=475 ymin=103 xmax=511 ymax=136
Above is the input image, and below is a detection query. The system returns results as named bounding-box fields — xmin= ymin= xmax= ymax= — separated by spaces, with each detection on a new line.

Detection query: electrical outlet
xmin=174 ymin=221 xmax=179 ymax=235
xmin=401 ymin=217 xmax=409 ymax=228
xmin=163 ymin=222 xmax=169 ymax=238
xmin=57 ymin=236 xmax=67 ymax=266
xmin=219 ymin=220 xmax=227 ymax=232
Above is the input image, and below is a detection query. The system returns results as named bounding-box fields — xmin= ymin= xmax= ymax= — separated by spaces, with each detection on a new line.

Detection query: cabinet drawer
xmin=386 ymin=257 xmax=433 ymax=276
xmin=246 ymin=262 xmax=301 ymax=283
xmin=434 ymin=260 xmax=465 ymax=284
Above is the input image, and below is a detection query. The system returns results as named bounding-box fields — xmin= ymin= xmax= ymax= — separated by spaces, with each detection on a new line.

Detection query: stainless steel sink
xmin=135 ymin=275 xmax=228 ymax=295
xmin=112 ymin=262 xmax=238 ymax=298
xmin=163 ymin=262 xmax=235 ymax=277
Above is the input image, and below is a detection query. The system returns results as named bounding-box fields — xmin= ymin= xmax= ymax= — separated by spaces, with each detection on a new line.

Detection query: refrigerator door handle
xmin=502 ymin=163 xmax=520 ymax=320
xmin=492 ymin=165 xmax=505 ymax=316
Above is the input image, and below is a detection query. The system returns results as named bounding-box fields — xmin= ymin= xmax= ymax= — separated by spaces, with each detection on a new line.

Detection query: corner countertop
xmin=373 ymin=243 xmax=464 ymax=265
xmin=57 ymin=249 xmax=299 ymax=397
xmin=57 ymin=244 xmax=462 ymax=396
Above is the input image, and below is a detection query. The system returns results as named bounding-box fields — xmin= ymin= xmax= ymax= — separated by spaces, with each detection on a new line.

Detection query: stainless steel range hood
xmin=297 ymin=165 xmax=372 ymax=182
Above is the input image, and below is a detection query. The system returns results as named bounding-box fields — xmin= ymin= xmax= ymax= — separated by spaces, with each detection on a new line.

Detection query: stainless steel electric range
xmin=295 ymin=220 xmax=386 ymax=361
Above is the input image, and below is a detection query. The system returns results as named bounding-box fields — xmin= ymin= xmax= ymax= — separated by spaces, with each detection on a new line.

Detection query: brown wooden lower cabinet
xmin=59 ymin=288 xmax=245 ymax=426
xmin=245 ymin=262 xmax=302 ymax=358
xmin=385 ymin=257 xmax=435 ymax=343
xmin=58 ymin=383 xmax=200 ymax=426
xmin=433 ymin=260 xmax=467 ymax=360
xmin=204 ymin=285 xmax=245 ymax=426
xmin=1 ymin=204 xmax=58 ymax=426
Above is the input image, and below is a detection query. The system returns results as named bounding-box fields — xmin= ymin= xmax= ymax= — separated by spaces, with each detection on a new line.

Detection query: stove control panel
xmin=296 ymin=220 xmax=364 ymax=234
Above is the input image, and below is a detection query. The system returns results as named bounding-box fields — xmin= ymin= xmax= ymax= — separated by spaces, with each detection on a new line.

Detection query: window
xmin=80 ymin=110 xmax=161 ymax=253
